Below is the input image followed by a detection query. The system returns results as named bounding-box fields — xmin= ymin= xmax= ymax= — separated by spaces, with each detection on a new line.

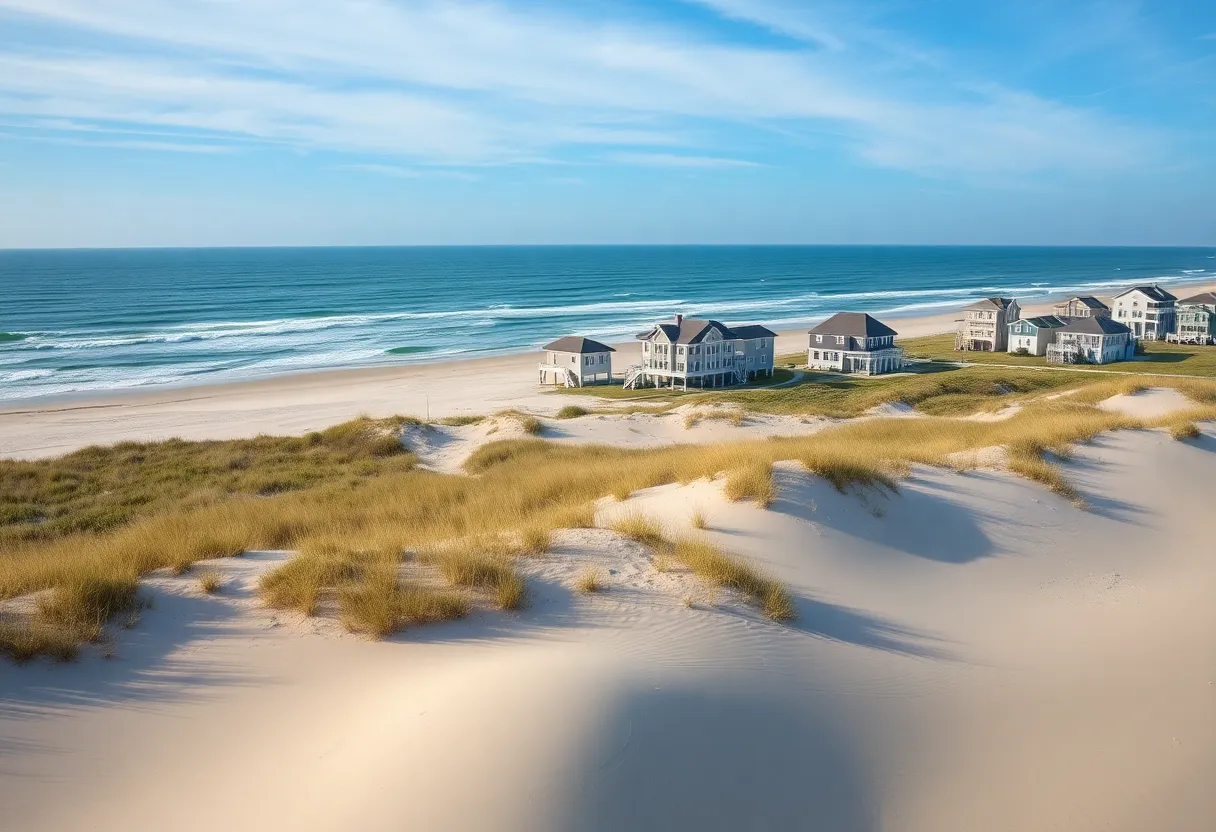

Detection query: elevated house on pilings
xmin=539 ymin=336 xmax=615 ymax=387
xmin=624 ymin=315 xmax=776 ymax=391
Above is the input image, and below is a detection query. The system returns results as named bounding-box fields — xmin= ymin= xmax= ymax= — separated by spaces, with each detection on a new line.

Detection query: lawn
xmin=899 ymin=333 xmax=1216 ymax=378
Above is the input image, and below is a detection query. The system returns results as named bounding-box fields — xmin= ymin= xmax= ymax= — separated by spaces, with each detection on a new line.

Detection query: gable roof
xmin=965 ymin=297 xmax=1017 ymax=312
xmin=807 ymin=312 xmax=898 ymax=339
xmin=1113 ymin=285 xmax=1177 ymax=302
xmin=1179 ymin=291 xmax=1216 ymax=306
xmin=1056 ymin=316 xmax=1131 ymax=335
xmin=1057 ymin=295 xmax=1109 ymax=310
xmin=1018 ymin=315 xmax=1068 ymax=329
xmin=543 ymin=336 xmax=616 ymax=353
xmin=636 ymin=317 xmax=774 ymax=344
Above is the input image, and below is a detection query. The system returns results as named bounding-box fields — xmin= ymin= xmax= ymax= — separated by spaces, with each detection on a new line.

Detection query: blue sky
xmin=0 ymin=0 xmax=1213 ymax=247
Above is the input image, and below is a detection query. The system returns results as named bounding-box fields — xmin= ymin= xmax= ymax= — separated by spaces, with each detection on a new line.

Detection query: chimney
xmin=675 ymin=314 xmax=683 ymax=327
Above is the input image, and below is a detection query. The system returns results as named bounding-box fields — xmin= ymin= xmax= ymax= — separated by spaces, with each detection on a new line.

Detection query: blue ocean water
xmin=2 ymin=245 xmax=1214 ymax=402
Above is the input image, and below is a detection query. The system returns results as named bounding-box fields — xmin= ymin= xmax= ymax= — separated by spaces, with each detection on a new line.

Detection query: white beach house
xmin=1111 ymin=285 xmax=1176 ymax=340
xmin=539 ymin=336 xmax=615 ymax=387
xmin=1045 ymin=317 xmax=1135 ymax=365
xmin=955 ymin=297 xmax=1021 ymax=352
xmin=807 ymin=312 xmax=903 ymax=375
xmin=1169 ymin=291 xmax=1216 ymax=345
xmin=625 ymin=315 xmax=776 ymax=390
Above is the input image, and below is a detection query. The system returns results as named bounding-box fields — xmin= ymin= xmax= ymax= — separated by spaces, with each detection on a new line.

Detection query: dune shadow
xmin=0 ymin=581 xmax=269 ymax=722
xmin=786 ymin=594 xmax=953 ymax=660
xmin=552 ymin=681 xmax=879 ymax=832
xmin=769 ymin=467 xmax=997 ymax=564
xmin=1060 ymin=439 xmax=1158 ymax=527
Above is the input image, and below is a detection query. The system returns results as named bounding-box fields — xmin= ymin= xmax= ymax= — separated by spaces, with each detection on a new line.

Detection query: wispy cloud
xmin=338 ymin=163 xmax=479 ymax=181
xmin=0 ymin=0 xmax=1169 ymax=179
xmin=609 ymin=152 xmax=761 ymax=168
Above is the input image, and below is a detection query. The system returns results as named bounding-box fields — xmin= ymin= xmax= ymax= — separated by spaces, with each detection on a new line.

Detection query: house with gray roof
xmin=1008 ymin=315 xmax=1069 ymax=356
xmin=1052 ymin=296 xmax=1110 ymax=319
xmin=1168 ymin=291 xmax=1216 ymax=345
xmin=626 ymin=315 xmax=777 ymax=390
xmin=807 ymin=312 xmax=903 ymax=375
xmin=955 ymin=297 xmax=1021 ymax=352
xmin=1046 ymin=316 xmax=1135 ymax=365
xmin=1111 ymin=285 xmax=1176 ymax=340
xmin=539 ymin=336 xmax=615 ymax=387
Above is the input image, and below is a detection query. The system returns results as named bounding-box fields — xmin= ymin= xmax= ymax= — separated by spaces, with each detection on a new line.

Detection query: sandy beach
xmin=4 ymin=281 xmax=1214 ymax=460
xmin=2 ymin=412 xmax=1214 ymax=831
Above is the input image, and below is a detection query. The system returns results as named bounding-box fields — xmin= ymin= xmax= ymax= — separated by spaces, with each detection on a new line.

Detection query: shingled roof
xmin=1059 ymin=295 xmax=1109 ymax=310
xmin=1057 ymin=316 xmax=1132 ymax=335
xmin=635 ymin=317 xmax=775 ymax=344
xmin=543 ymin=336 xmax=616 ymax=353
xmin=1113 ymin=285 xmax=1177 ymax=302
xmin=807 ymin=312 xmax=898 ymax=339
xmin=964 ymin=297 xmax=1017 ymax=312
xmin=1020 ymin=315 xmax=1068 ymax=329
xmin=1179 ymin=291 xmax=1216 ymax=306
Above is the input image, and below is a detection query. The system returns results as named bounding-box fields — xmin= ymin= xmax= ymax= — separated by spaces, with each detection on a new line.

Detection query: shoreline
xmin=2 ymin=279 xmax=1214 ymax=459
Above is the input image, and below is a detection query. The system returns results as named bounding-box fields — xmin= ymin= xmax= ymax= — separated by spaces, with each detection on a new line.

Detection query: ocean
xmin=2 ymin=245 xmax=1215 ymax=402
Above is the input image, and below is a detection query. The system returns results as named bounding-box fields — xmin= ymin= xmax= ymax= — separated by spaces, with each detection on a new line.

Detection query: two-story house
xmin=1052 ymin=296 xmax=1110 ymax=318
xmin=807 ymin=312 xmax=903 ymax=375
xmin=626 ymin=315 xmax=776 ymax=390
xmin=1169 ymin=291 xmax=1216 ymax=345
xmin=1045 ymin=317 xmax=1135 ymax=365
xmin=538 ymin=336 xmax=615 ymax=387
xmin=1111 ymin=285 xmax=1176 ymax=340
xmin=955 ymin=297 xmax=1021 ymax=352
xmin=1008 ymin=316 xmax=1068 ymax=356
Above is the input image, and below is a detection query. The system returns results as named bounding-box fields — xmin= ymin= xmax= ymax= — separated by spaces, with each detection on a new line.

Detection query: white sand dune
xmin=3 ymin=423 xmax=1215 ymax=831
xmin=1099 ymin=386 xmax=1196 ymax=420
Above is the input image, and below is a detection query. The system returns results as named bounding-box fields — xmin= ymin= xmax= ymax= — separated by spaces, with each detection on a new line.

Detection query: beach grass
xmin=724 ymin=462 xmax=775 ymax=507
xmin=575 ymin=569 xmax=603 ymax=593
xmin=198 ymin=570 xmax=223 ymax=594
xmin=668 ymin=537 xmax=796 ymax=621
xmin=555 ymin=405 xmax=590 ymax=419
xmin=5 ymin=373 xmax=1216 ymax=660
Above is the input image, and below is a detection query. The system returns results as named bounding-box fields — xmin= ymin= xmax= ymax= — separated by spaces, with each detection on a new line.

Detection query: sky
xmin=0 ymin=0 xmax=1213 ymax=248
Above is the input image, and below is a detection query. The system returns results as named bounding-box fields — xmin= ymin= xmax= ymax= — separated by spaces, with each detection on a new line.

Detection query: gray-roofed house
xmin=955 ymin=297 xmax=1021 ymax=352
xmin=1111 ymin=285 xmax=1177 ymax=340
xmin=1168 ymin=291 xmax=1216 ymax=345
xmin=807 ymin=312 xmax=903 ymax=375
xmin=1008 ymin=315 xmax=1069 ymax=356
xmin=625 ymin=315 xmax=776 ymax=390
xmin=1052 ymin=296 xmax=1110 ymax=319
xmin=1046 ymin=316 xmax=1135 ymax=365
xmin=539 ymin=336 xmax=615 ymax=387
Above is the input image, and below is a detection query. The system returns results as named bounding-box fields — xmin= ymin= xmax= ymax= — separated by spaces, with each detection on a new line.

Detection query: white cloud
xmin=0 ymin=0 xmax=1165 ymax=178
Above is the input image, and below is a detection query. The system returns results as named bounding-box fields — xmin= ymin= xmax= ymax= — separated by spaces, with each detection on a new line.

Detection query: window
xmin=761 ymin=338 xmax=767 ymax=347
xmin=815 ymin=334 xmax=823 ymax=343
xmin=598 ymin=354 xmax=605 ymax=364
xmin=571 ymin=355 xmax=576 ymax=363
xmin=813 ymin=350 xmax=820 ymax=360
xmin=835 ymin=335 xmax=845 ymax=345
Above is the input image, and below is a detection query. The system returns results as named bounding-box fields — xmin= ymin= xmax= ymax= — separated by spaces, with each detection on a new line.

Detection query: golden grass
xmin=419 ymin=540 xmax=528 ymax=611
xmin=555 ymin=405 xmax=590 ymax=419
xmin=610 ymin=511 xmax=666 ymax=548
xmin=2 ymin=574 xmax=144 ymax=659
xmin=517 ymin=526 xmax=551 ymax=556
xmin=0 ymin=619 xmax=80 ymax=663
xmin=668 ymin=538 xmax=795 ymax=621
xmin=198 ymin=570 xmax=223 ymax=594
xmin=683 ymin=408 xmax=745 ymax=429
xmin=575 ymin=569 xmax=603 ymax=593
xmin=433 ymin=415 xmax=486 ymax=426
xmin=6 ymin=374 xmax=1216 ymax=659
xmin=1169 ymin=421 xmax=1202 ymax=441
xmin=691 ymin=509 xmax=708 ymax=530
xmin=724 ymin=463 xmax=775 ymax=507
xmin=340 ymin=564 xmax=469 ymax=638
xmin=497 ymin=410 xmax=544 ymax=435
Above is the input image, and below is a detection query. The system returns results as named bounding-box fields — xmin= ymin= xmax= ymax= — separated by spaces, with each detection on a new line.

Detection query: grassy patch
xmin=433 ymin=415 xmax=486 ymax=427
xmin=497 ymin=410 xmax=544 ymax=435
xmin=420 ymin=540 xmax=527 ymax=611
xmin=1168 ymin=421 xmax=1202 ymax=441
xmin=575 ymin=569 xmax=603 ymax=594
xmin=555 ymin=405 xmax=590 ymax=419
xmin=610 ymin=511 xmax=666 ymax=548
xmin=691 ymin=509 xmax=708 ymax=530
xmin=669 ymin=538 xmax=796 ymax=621
xmin=724 ymin=463 xmax=775 ymax=507
xmin=684 ymin=408 xmax=745 ymax=429
xmin=198 ymin=570 xmax=223 ymax=594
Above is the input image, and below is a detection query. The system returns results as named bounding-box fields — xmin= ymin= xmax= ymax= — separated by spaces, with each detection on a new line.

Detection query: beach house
xmin=1008 ymin=315 xmax=1069 ymax=355
xmin=1052 ymin=296 xmax=1110 ymax=318
xmin=1168 ymin=292 xmax=1216 ymax=345
xmin=807 ymin=312 xmax=903 ymax=375
xmin=1111 ymin=286 xmax=1176 ymax=340
xmin=955 ymin=297 xmax=1021 ymax=352
xmin=1045 ymin=317 xmax=1135 ymax=365
xmin=539 ymin=336 xmax=615 ymax=387
xmin=625 ymin=315 xmax=776 ymax=390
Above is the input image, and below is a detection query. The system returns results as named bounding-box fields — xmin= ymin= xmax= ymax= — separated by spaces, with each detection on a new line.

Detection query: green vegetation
xmin=4 ymin=374 xmax=1215 ymax=661
xmin=556 ymin=368 xmax=797 ymax=401
xmin=900 ymin=333 xmax=1216 ymax=378
xmin=684 ymin=408 xmax=745 ymax=428
xmin=433 ymin=415 xmax=486 ymax=427
xmin=0 ymin=416 xmax=415 ymax=547
xmin=555 ymin=405 xmax=590 ymax=419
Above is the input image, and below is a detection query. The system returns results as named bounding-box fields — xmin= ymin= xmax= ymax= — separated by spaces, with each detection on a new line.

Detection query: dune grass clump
xmin=198 ymin=570 xmax=223 ymax=594
xmin=555 ymin=405 xmax=589 ymax=419
xmin=683 ymin=408 xmax=745 ymax=429
xmin=575 ymin=569 xmax=603 ymax=594
xmin=0 ymin=620 xmax=81 ymax=663
xmin=691 ymin=509 xmax=708 ymax=530
xmin=610 ymin=511 xmax=666 ymax=548
xmin=798 ymin=451 xmax=899 ymax=494
xmin=1007 ymin=441 xmax=1082 ymax=506
xmin=260 ymin=543 xmax=367 ymax=616
xmin=497 ymin=410 xmax=544 ymax=435
xmin=1168 ymin=421 xmax=1201 ymax=441
xmin=340 ymin=564 xmax=470 ymax=638
xmin=420 ymin=541 xmax=527 ymax=611
xmin=724 ymin=462 xmax=775 ymax=507
xmin=669 ymin=538 xmax=795 ymax=621
xmin=433 ymin=415 xmax=486 ymax=427
xmin=517 ymin=526 xmax=552 ymax=556
xmin=1 ymin=574 xmax=144 ymax=659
